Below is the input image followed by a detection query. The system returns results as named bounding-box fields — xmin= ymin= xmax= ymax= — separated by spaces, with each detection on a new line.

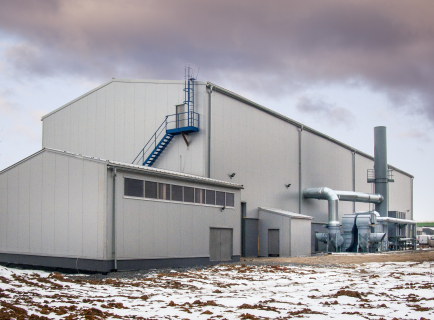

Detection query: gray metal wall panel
xmin=69 ymin=98 xmax=80 ymax=154
xmin=7 ymin=166 xmax=19 ymax=252
xmin=54 ymin=154 xmax=69 ymax=256
xmin=87 ymin=92 xmax=97 ymax=159
xmin=17 ymin=161 xmax=31 ymax=252
xmin=114 ymin=171 xmax=241 ymax=260
xmin=78 ymin=98 xmax=88 ymax=157
xmin=54 ymin=112 xmax=63 ymax=151
xmin=211 ymin=91 xmax=299 ymax=219
xmin=258 ymin=210 xmax=291 ymax=257
xmin=0 ymin=172 xmax=7 ymax=251
xmin=41 ymin=152 xmax=56 ymax=254
xmin=354 ymin=154 xmax=375 ymax=212
xmin=105 ymin=85 xmax=116 ymax=162
xmin=95 ymin=88 xmax=106 ymax=158
xmin=29 ymin=155 xmax=43 ymax=254
xmin=42 ymin=80 xmax=207 ymax=176
xmin=302 ymin=131 xmax=353 ymax=222
xmin=0 ymin=150 xmax=107 ymax=260
xmin=389 ymin=171 xmax=412 ymax=215
xmin=61 ymin=104 xmax=71 ymax=152
xmin=290 ymin=219 xmax=311 ymax=257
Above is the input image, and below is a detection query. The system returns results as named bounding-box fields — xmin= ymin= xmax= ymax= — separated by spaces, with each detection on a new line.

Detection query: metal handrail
xmin=132 ymin=118 xmax=168 ymax=165
xmin=367 ymin=168 xmax=394 ymax=181
xmin=132 ymin=111 xmax=200 ymax=166
xmin=166 ymin=111 xmax=199 ymax=130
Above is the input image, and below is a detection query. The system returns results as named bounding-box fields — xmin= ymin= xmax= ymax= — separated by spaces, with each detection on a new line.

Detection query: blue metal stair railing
xmin=132 ymin=117 xmax=169 ymax=166
xmin=132 ymin=111 xmax=199 ymax=167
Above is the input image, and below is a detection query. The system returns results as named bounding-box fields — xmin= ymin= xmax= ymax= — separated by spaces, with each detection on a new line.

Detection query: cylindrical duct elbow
xmin=304 ymin=187 xmax=339 ymax=225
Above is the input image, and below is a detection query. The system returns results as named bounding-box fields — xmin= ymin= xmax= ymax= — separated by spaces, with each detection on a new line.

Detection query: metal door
xmin=210 ymin=228 xmax=233 ymax=261
xmin=176 ymin=104 xmax=186 ymax=128
xmin=220 ymin=229 xmax=233 ymax=261
xmin=268 ymin=229 xmax=280 ymax=257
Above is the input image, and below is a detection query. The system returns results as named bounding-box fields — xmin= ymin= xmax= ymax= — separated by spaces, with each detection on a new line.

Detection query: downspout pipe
xmin=298 ymin=125 xmax=303 ymax=215
xmin=207 ymin=85 xmax=213 ymax=178
xmin=112 ymin=167 xmax=117 ymax=271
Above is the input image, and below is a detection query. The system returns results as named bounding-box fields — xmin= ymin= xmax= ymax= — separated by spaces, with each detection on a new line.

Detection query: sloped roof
xmin=259 ymin=207 xmax=314 ymax=220
xmin=0 ymin=148 xmax=243 ymax=189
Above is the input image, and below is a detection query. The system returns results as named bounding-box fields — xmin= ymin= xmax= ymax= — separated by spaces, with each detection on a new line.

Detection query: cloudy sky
xmin=0 ymin=0 xmax=433 ymax=220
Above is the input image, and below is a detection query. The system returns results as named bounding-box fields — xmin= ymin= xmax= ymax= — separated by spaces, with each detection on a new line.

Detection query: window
xmin=124 ymin=178 xmax=236 ymax=209
xmin=184 ymin=187 xmax=194 ymax=203
xmin=172 ymin=185 xmax=183 ymax=202
xmin=124 ymin=178 xmax=144 ymax=197
xmin=226 ymin=193 xmax=235 ymax=207
xmin=216 ymin=191 xmax=225 ymax=206
xmin=206 ymin=190 xmax=216 ymax=205
xmin=195 ymin=188 xmax=205 ymax=204
xmin=158 ymin=183 xmax=171 ymax=200
xmin=145 ymin=181 xmax=158 ymax=199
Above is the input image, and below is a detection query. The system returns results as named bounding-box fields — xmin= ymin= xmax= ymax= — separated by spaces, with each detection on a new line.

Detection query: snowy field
xmin=0 ymin=261 xmax=433 ymax=319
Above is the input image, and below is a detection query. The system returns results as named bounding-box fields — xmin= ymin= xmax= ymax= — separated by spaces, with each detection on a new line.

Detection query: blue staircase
xmin=132 ymin=111 xmax=200 ymax=167
xmin=132 ymin=66 xmax=200 ymax=167
xmin=143 ymin=133 xmax=174 ymax=166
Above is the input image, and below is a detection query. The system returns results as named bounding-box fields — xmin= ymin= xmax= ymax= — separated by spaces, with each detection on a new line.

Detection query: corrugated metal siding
xmin=389 ymin=170 xmax=412 ymax=216
xmin=42 ymin=80 xmax=208 ymax=177
xmin=114 ymin=171 xmax=241 ymax=260
xmin=211 ymin=91 xmax=299 ymax=219
xmin=354 ymin=154 xmax=375 ymax=212
xmin=258 ymin=210 xmax=291 ymax=257
xmin=290 ymin=219 xmax=311 ymax=257
xmin=0 ymin=151 xmax=107 ymax=259
xmin=302 ymin=131 xmax=353 ymax=222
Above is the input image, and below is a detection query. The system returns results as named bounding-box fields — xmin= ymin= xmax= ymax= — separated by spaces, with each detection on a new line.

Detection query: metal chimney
xmin=374 ymin=126 xmax=388 ymax=217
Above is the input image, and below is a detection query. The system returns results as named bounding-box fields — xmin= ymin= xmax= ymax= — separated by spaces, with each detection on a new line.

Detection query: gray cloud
xmin=296 ymin=96 xmax=355 ymax=128
xmin=1 ymin=0 xmax=434 ymax=121
xmin=396 ymin=130 xmax=432 ymax=143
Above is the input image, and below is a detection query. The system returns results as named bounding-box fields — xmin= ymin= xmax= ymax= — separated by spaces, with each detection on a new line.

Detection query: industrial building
xmin=0 ymin=71 xmax=416 ymax=272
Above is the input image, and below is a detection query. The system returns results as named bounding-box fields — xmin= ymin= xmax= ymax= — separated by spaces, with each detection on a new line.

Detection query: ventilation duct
xmin=303 ymin=188 xmax=383 ymax=251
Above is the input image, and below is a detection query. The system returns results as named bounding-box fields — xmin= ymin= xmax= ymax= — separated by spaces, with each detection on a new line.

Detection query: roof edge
xmin=0 ymin=148 xmax=243 ymax=189
xmin=207 ymin=82 xmax=414 ymax=179
xmin=41 ymin=79 xmax=208 ymax=121
xmin=259 ymin=207 xmax=314 ymax=220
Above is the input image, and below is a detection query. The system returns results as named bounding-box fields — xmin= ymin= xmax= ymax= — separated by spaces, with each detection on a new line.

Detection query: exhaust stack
xmin=374 ymin=126 xmax=389 ymax=218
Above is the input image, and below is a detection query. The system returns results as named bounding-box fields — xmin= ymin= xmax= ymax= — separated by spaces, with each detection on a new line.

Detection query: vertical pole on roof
xmin=299 ymin=125 xmax=303 ymax=214
xmin=112 ymin=167 xmax=117 ymax=271
xmin=207 ymin=85 xmax=213 ymax=178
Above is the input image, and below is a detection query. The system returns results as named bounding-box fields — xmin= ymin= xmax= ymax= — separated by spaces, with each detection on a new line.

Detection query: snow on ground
xmin=0 ymin=261 xmax=433 ymax=319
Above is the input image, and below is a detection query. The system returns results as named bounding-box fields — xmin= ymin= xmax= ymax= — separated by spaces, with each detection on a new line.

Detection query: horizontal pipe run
xmin=303 ymin=187 xmax=384 ymax=229
xmin=377 ymin=217 xmax=417 ymax=225
xmin=335 ymin=191 xmax=383 ymax=204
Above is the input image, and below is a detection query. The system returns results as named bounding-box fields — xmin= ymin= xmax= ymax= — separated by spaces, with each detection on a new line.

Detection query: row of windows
xmin=124 ymin=178 xmax=235 ymax=207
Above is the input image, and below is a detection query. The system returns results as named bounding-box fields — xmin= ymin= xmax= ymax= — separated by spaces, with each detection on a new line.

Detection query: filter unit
xmin=342 ymin=211 xmax=386 ymax=253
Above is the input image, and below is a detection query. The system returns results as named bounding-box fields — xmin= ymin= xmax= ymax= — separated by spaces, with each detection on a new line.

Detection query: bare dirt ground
xmin=242 ymin=249 xmax=434 ymax=266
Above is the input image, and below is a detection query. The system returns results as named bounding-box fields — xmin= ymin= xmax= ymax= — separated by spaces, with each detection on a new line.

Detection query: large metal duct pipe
xmin=374 ymin=126 xmax=388 ymax=217
xmin=335 ymin=191 xmax=383 ymax=203
xmin=303 ymin=187 xmax=384 ymax=224
xmin=304 ymin=187 xmax=339 ymax=226
xmin=304 ymin=188 xmax=383 ymax=251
